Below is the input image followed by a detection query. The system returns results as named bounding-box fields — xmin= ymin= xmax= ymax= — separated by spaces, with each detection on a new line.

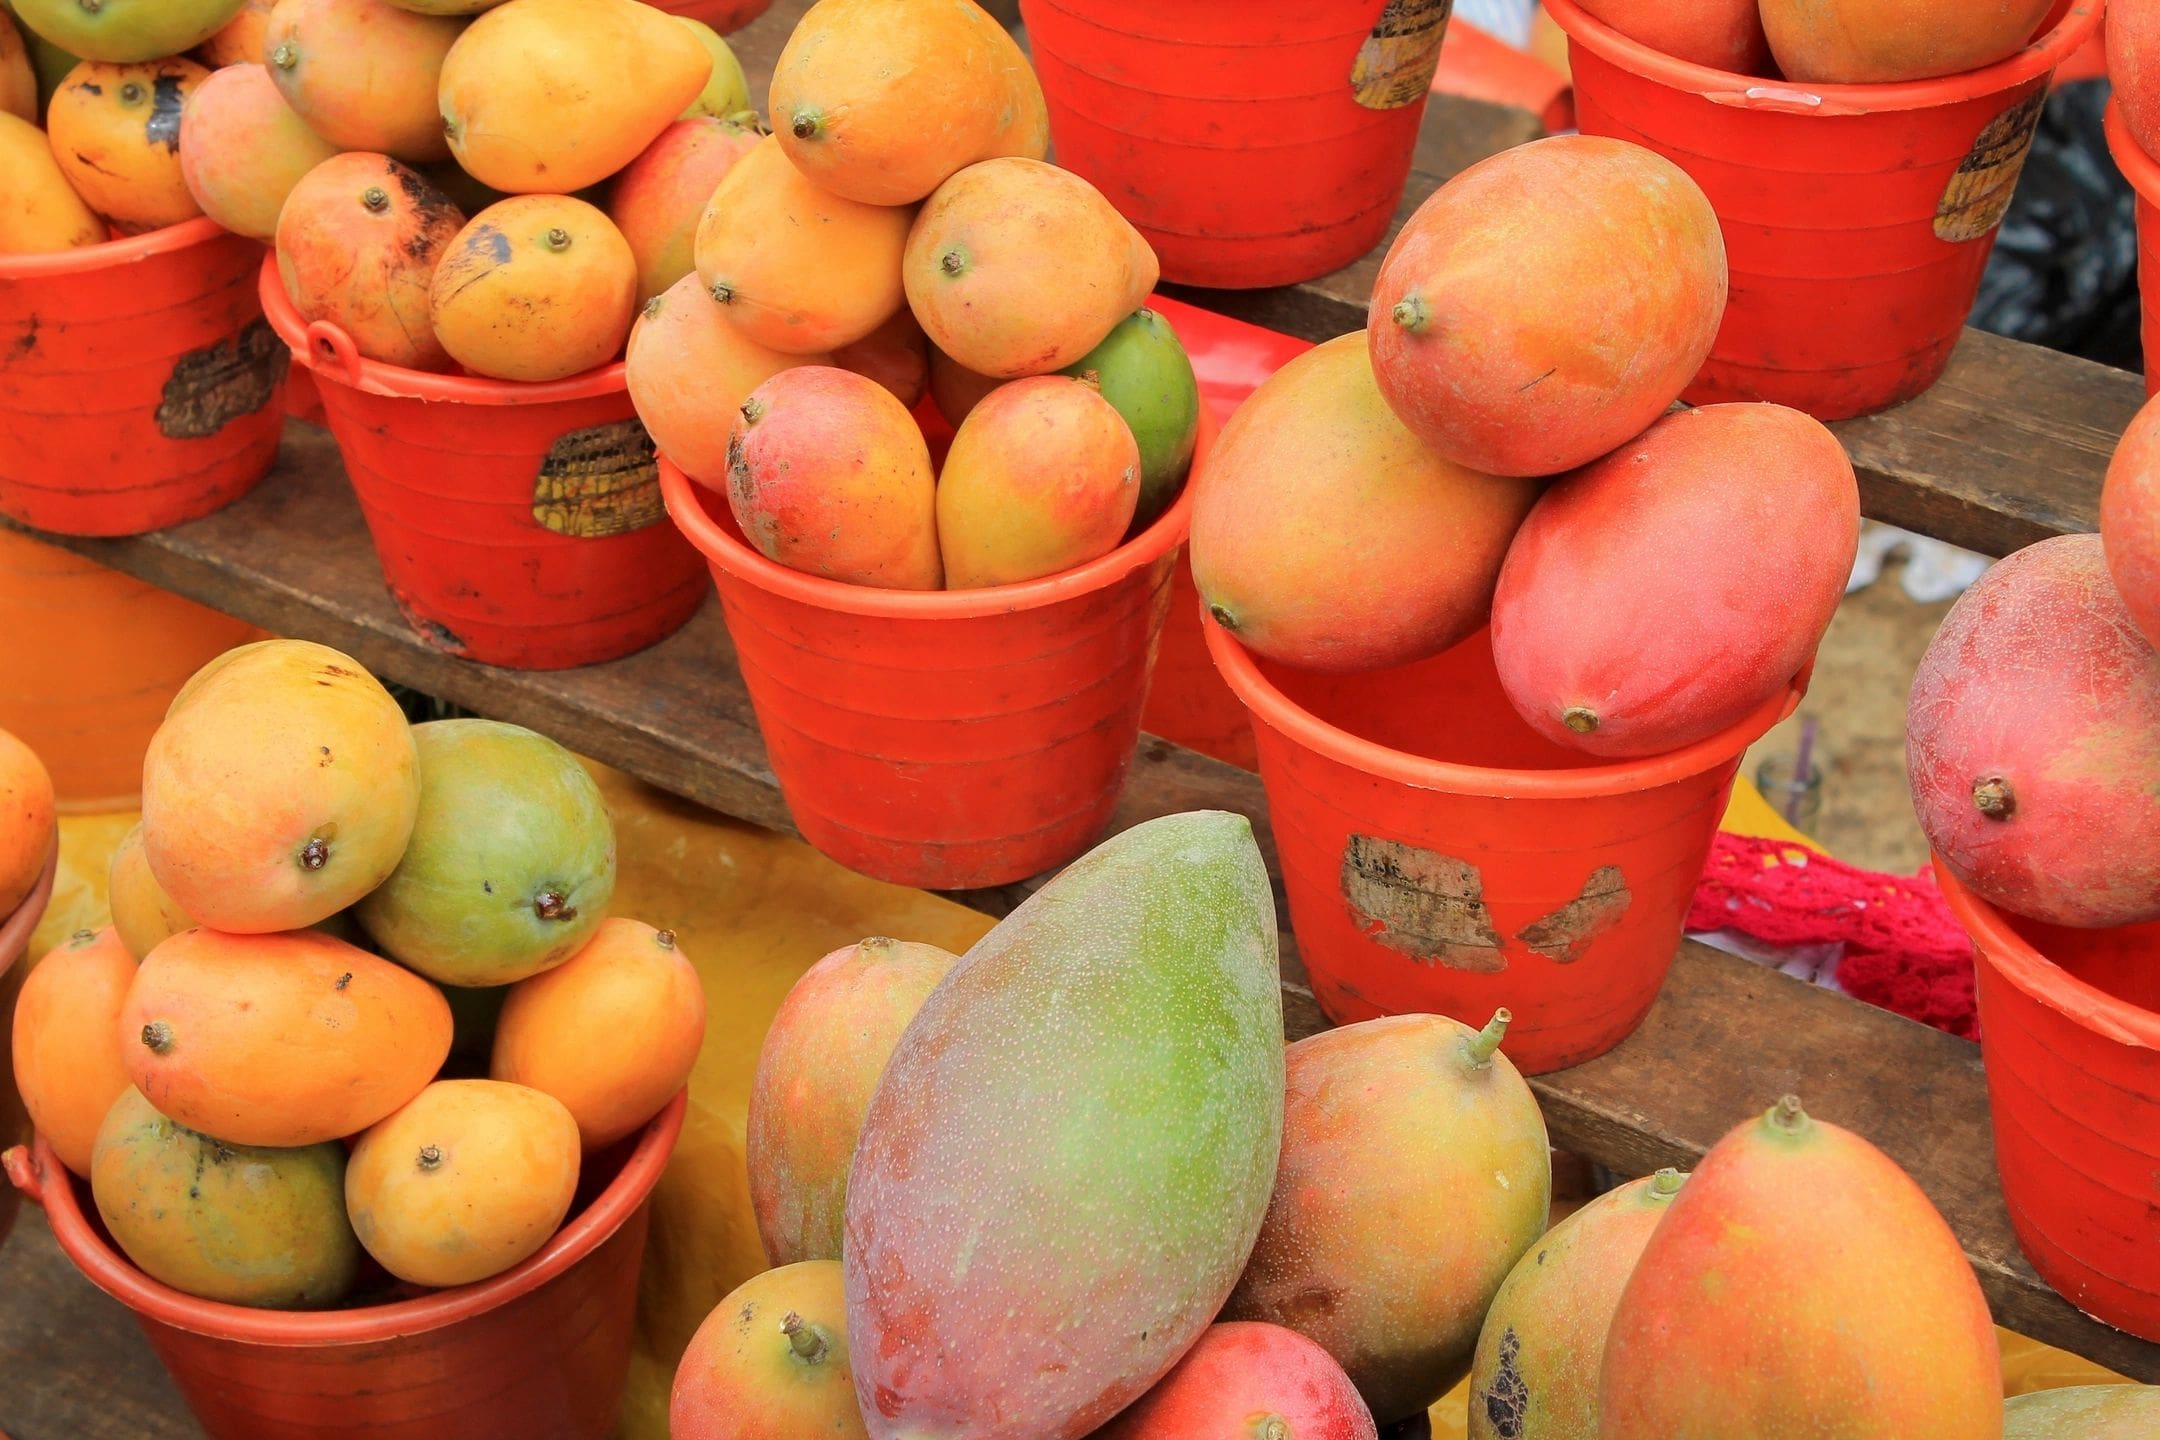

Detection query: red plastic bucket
xmin=2103 ymin=101 xmax=2160 ymax=400
xmin=0 ymin=219 xmax=287 ymax=536
xmin=3 ymin=1090 xmax=686 ymax=1440
xmin=1544 ymin=0 xmax=2104 ymax=421
xmin=1206 ymin=619 xmax=1807 ymax=1074
xmin=1937 ymin=868 xmax=2160 ymax=1341
xmin=1019 ymin=0 xmax=1447 ymax=290
xmin=0 ymin=844 xmax=58 ymax=1253
xmin=259 ymin=258 xmax=706 ymax=670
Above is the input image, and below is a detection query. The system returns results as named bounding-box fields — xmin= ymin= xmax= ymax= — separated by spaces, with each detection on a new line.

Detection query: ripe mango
xmin=927 ymin=345 xmax=1001 ymax=427
xmin=1577 ymin=0 xmax=1768 ymax=73
xmin=1761 ymin=0 xmax=2051 ymax=83
xmin=844 ymin=812 xmax=1284 ymax=1440
xmin=610 ymin=113 xmax=760 ymax=305
xmin=672 ymin=1261 xmax=867 ymax=1440
xmin=2005 ymin=1386 xmax=2160 ymax=1439
xmin=674 ymin=15 xmax=746 ymax=119
xmin=829 ymin=306 xmax=928 ymax=409
xmin=276 ymin=152 xmax=465 ymax=371
xmin=11 ymin=0 xmax=243 ymax=64
xmin=906 ymin=157 xmax=1158 ymax=379
xmin=430 ymin=194 xmax=639 ymax=382
xmin=12 ymin=926 xmax=135 ymax=1177
xmin=107 ymin=824 xmax=194 ymax=961
xmin=1061 ymin=309 xmax=1200 ymax=534
xmin=0 ymin=110 xmax=101 ymax=252
xmin=625 ymin=272 xmax=818 ymax=486
xmin=936 ymin=375 xmax=1140 ymax=589
xmin=0 ymin=10 xmax=34 ymax=119
xmin=2103 ymin=392 xmax=2160 ymax=649
xmin=47 ymin=58 xmax=208 ymax=233
xmin=1099 ymin=1323 xmax=1378 ymax=1440
xmin=265 ymin=0 xmax=461 ymax=164
xmin=179 ymin=62 xmax=338 ymax=241
xmin=195 ymin=0 xmax=273 ymax=67
xmin=439 ymin=0 xmax=711 ymax=194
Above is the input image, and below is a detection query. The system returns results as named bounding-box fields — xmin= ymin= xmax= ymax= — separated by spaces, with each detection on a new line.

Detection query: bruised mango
xmin=46 ymin=58 xmax=206 ymax=231
xmin=11 ymin=927 xmax=135 ymax=1177
xmin=625 ymin=272 xmax=818 ymax=486
xmin=107 ymin=823 xmax=194 ymax=961
xmin=429 ymin=194 xmax=638 ymax=382
xmin=179 ymin=62 xmax=337 ymax=241
xmin=277 ymin=152 xmax=464 ymax=370
xmin=609 ymin=113 xmax=760 ymax=305
xmin=1761 ymin=0 xmax=2050 ymax=83
xmin=829 ymin=305 xmax=928 ymax=410
xmin=671 ymin=1261 xmax=868 ymax=1440
xmin=10 ymin=0 xmax=243 ymax=64
xmin=265 ymin=0 xmax=460 ymax=164
xmin=195 ymin=0 xmax=273 ymax=66
xmin=674 ymin=14 xmax=746 ymax=119
xmin=1059 ymin=308 xmax=1200 ymax=534
xmin=1 ymin=10 xmax=35 ymax=119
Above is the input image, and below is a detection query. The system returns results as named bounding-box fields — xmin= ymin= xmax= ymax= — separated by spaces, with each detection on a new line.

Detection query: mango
xmin=1225 ymin=1012 xmax=1550 ymax=1425
xmin=1577 ymin=0 xmax=1768 ymax=73
xmin=439 ymin=0 xmax=711 ymax=194
xmin=1191 ymin=333 xmax=1539 ymax=674
xmin=2117 ymin=2 xmax=2160 ymax=159
xmin=121 ymin=928 xmax=452 ymax=1148
xmin=2103 ymin=392 xmax=2160 ymax=649
xmin=625 ymin=272 xmax=818 ymax=485
xmin=384 ymin=0 xmax=508 ymax=11
xmin=1761 ymin=0 xmax=2051 ymax=83
xmin=10 ymin=0 xmax=243 ymax=64
xmin=745 ymin=936 xmax=958 ymax=1266
xmin=265 ymin=0 xmax=461 ymax=163
xmin=1907 ymin=533 xmax=2160 ymax=929
xmin=92 ymin=1087 xmax=359 ymax=1309
xmin=725 ymin=365 xmax=941 ymax=589
xmin=927 ymin=345 xmax=1001 ymax=427
xmin=830 ymin=306 xmax=929 ymax=410
xmin=429 ymin=194 xmax=638 ymax=382
xmin=906 ymin=157 xmax=1158 ymax=378
xmin=1492 ymin=403 xmax=1856 ymax=757
xmin=106 ymin=824 xmax=194 ymax=961
xmin=1468 ymin=1170 xmax=1686 ymax=1440
xmin=0 ymin=10 xmax=34 ymax=119
xmin=1060 ymin=308 xmax=1199 ymax=535
xmin=771 ymin=0 xmax=1043 ymax=206
xmin=0 ymin=723 xmax=52 ymax=914
xmin=179 ymin=62 xmax=338 ymax=241
xmin=1368 ymin=135 xmax=1725 ymax=477
xmin=844 ymin=812 xmax=1284 ymax=1440
xmin=355 ymin=719 xmax=617 ymax=987
xmin=12 ymin=927 xmax=135 ymax=1177
xmin=2005 ymin=1385 xmax=2160 ymax=1439
xmin=195 ymin=0 xmax=273 ymax=66
xmin=937 ymin=375 xmax=1140 ymax=589
xmin=1098 ymin=1323 xmax=1378 ymax=1440
xmin=674 ymin=15 xmax=746 ymax=119
xmin=47 ymin=58 xmax=207 ymax=232
xmin=672 ymin=1261 xmax=867 ymax=1440
xmin=14 ymin=9 xmax=76 ymax=111
xmin=693 ymin=133 xmax=910 ymax=354
xmin=610 ymin=113 xmax=760 ymax=305
xmin=1604 ymin=1098 xmax=2000 ymax=1438
xmin=277 ymin=152 xmax=465 ymax=371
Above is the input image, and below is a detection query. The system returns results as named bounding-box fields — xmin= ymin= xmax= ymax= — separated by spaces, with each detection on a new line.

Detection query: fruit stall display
xmin=1 ymin=0 xmax=2158 ymax=1436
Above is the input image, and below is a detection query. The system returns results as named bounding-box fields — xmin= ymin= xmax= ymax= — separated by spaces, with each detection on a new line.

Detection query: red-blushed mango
xmin=609 ymin=113 xmax=760 ymax=305
xmin=0 ymin=724 xmax=53 ymax=915
xmin=1 ymin=11 xmax=36 ymax=119
xmin=1467 ymin=1169 xmax=1686 ymax=1440
xmin=1193 ymin=333 xmax=1539 ymax=674
xmin=179 ymin=62 xmax=337 ymax=241
xmin=674 ymin=15 xmax=747 ymax=119
xmin=196 ymin=0 xmax=273 ymax=66
xmin=2116 ymin=2 xmax=2160 ymax=158
xmin=770 ymin=0 xmax=1046 ymax=207
xmin=107 ymin=823 xmax=194 ymax=961
xmin=936 ymin=375 xmax=1139 ymax=589
xmin=1491 ymin=403 xmax=1855 ymax=757
xmin=430 ymin=194 xmax=638 ymax=382
xmin=625 ymin=273 xmax=820 ymax=486
xmin=491 ymin=918 xmax=705 ymax=1150
xmin=264 ymin=0 xmax=457 ymax=162
xmin=345 ymin=1079 xmax=581 ymax=1288
xmin=725 ymin=366 xmax=941 ymax=589
xmin=1907 ymin=534 xmax=2160 ymax=929
xmin=1576 ymin=0 xmax=1768 ymax=73
xmin=120 ymin=928 xmax=452 ymax=1147
xmin=12 ymin=927 xmax=135 ymax=1177
xmin=745 ymin=936 xmax=958 ymax=1266
xmin=276 ymin=152 xmax=465 ymax=371
xmin=671 ymin=1261 xmax=867 ymax=1440
xmin=1225 ymin=1012 xmax=1551 ymax=1425
xmin=693 ymin=134 xmax=911 ymax=354
xmin=10 ymin=0 xmax=243 ymax=64
xmin=906 ymin=157 xmax=1158 ymax=378
xmin=1603 ymin=1098 xmax=2000 ymax=1439
xmin=927 ymin=345 xmax=1001 ymax=427
xmin=2005 ymin=1385 xmax=2160 ymax=1439
xmin=439 ymin=0 xmax=710 ymax=194
xmin=141 ymin=639 xmax=419 ymax=933
xmin=1097 ymin=1323 xmax=1379 ymax=1440
xmin=1761 ymin=0 xmax=2051 ymax=83
xmin=0 ymin=112 xmax=105 ymax=252
xmin=2102 ymin=392 xmax=2160 ymax=649
xmin=1368 ymin=135 xmax=1725 ymax=478
xmin=830 ymin=306 xmax=929 ymax=410
xmin=46 ymin=58 xmax=207 ymax=232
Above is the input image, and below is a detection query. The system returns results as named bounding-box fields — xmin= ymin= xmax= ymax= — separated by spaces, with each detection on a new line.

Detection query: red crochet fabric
xmin=1688 ymin=833 xmax=1980 ymax=1039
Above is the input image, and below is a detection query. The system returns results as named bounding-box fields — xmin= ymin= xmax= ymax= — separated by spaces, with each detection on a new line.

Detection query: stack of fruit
xmin=1578 ymin=0 xmax=2054 ymax=81
xmin=8 ymin=638 xmax=705 ymax=1307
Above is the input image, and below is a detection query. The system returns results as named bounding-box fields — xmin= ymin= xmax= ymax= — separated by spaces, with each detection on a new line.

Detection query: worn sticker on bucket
xmin=532 ymin=419 xmax=664 ymax=538
xmin=155 ymin=318 xmax=289 ymax=440
xmin=1514 ymin=865 xmax=1632 ymax=964
xmin=1351 ymin=0 xmax=1454 ymax=111
xmin=1341 ymin=833 xmax=1507 ymax=972
xmin=1935 ymin=90 xmax=2047 ymax=243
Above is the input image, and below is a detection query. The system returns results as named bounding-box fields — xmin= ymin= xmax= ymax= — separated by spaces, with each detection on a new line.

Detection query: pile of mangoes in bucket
xmin=1577 ymin=0 xmax=2056 ymax=80
xmin=7 ymin=638 xmax=705 ymax=1305
xmin=665 ymin=814 xmax=2154 ymax=1439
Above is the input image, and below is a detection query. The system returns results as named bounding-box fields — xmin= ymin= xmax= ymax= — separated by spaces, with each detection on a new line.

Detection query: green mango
xmin=1061 ymin=307 xmax=1201 ymax=534
xmin=675 ymin=16 xmax=750 ymax=120
xmin=10 ymin=0 xmax=243 ymax=64
xmin=2005 ymin=1385 xmax=2160 ymax=1439
xmin=844 ymin=811 xmax=1284 ymax=1440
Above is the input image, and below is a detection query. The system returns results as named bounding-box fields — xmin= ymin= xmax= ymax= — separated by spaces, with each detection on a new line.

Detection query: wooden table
xmin=5 ymin=3 xmax=2156 ymax=1435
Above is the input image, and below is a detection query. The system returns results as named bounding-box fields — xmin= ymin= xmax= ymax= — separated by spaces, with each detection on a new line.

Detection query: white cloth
xmin=1454 ymin=0 xmax=1537 ymax=47
xmin=1846 ymin=522 xmax=1992 ymax=604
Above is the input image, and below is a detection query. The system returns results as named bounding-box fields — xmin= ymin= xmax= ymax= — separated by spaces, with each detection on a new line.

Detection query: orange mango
xmin=178 ymin=61 xmax=338 ymax=241
xmin=1577 ymin=0 xmax=1768 ymax=73
xmin=927 ymin=345 xmax=1002 ymax=427
xmin=12 ymin=926 xmax=136 ymax=1176
xmin=0 ymin=724 xmax=54 ymax=915
xmin=106 ymin=823 xmax=195 ymax=961
xmin=0 ymin=112 xmax=102 ymax=252
xmin=1761 ymin=0 xmax=2052 ymax=83
xmin=45 ymin=58 xmax=207 ymax=232
xmin=196 ymin=0 xmax=274 ymax=67
xmin=671 ymin=1261 xmax=868 ymax=1440
xmin=1 ymin=10 xmax=36 ymax=120
xmin=609 ymin=113 xmax=761 ymax=305
xmin=830 ymin=307 xmax=929 ymax=410
xmin=430 ymin=194 xmax=639 ymax=382
xmin=625 ymin=272 xmax=820 ymax=486
xmin=276 ymin=151 xmax=465 ymax=371
xmin=264 ymin=0 xmax=461 ymax=163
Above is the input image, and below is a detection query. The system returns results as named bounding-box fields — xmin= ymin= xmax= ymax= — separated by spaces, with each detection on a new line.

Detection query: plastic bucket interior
xmin=1937 ymin=867 xmax=2160 ymax=1341
xmin=257 ymin=258 xmax=706 ymax=671
xmin=2103 ymin=100 xmax=2160 ymax=401
xmin=1206 ymin=616 xmax=1807 ymax=1075
xmin=0 ymin=844 xmax=59 ymax=1253
xmin=0 ymin=218 xmax=288 ymax=536
xmin=5 ymin=1089 xmax=687 ymax=1440
xmin=1543 ymin=0 xmax=2103 ymax=421
xmin=1019 ymin=0 xmax=1446 ymax=289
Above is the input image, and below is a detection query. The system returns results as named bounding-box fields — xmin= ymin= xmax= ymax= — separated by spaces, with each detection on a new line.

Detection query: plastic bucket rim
xmin=12 ymin=1088 xmax=688 ymax=1347
xmin=0 ymin=216 xmax=239 ymax=281
xmin=1935 ymin=861 xmax=2160 ymax=1051
xmin=1541 ymin=0 xmax=2101 ymax=114
xmin=1203 ymin=611 xmax=1810 ymax=799
xmin=2105 ymin=100 xmax=2160 ymax=202
xmin=256 ymin=254 xmax=627 ymax=407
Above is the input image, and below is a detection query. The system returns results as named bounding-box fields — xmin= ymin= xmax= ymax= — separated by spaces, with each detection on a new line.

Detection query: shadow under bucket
xmin=1937 ymin=868 xmax=2160 ymax=1342
xmin=2103 ymin=100 xmax=2160 ymax=400
xmin=1206 ymin=618 xmax=1806 ymax=1075
xmin=1543 ymin=0 xmax=2104 ymax=421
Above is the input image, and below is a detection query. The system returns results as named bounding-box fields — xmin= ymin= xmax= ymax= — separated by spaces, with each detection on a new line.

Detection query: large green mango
xmin=1061 ymin=307 xmax=1200 ymax=535
xmin=843 ymin=811 xmax=1284 ymax=1440
xmin=11 ymin=0 xmax=243 ymax=63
